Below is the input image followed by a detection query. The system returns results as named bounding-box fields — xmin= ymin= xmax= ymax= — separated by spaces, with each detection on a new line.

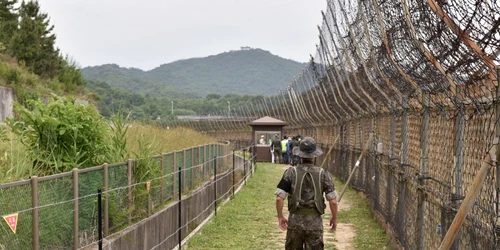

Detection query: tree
xmin=10 ymin=0 xmax=60 ymax=78
xmin=206 ymin=94 xmax=221 ymax=100
xmin=58 ymin=54 xmax=84 ymax=89
xmin=0 ymin=0 xmax=17 ymax=49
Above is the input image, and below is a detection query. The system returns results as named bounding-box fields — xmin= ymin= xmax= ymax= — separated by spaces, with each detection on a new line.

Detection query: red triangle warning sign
xmin=3 ymin=213 xmax=18 ymax=234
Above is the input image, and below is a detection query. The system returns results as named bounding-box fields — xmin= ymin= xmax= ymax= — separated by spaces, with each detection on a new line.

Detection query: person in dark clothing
xmin=290 ymin=136 xmax=300 ymax=166
xmin=271 ymin=135 xmax=282 ymax=164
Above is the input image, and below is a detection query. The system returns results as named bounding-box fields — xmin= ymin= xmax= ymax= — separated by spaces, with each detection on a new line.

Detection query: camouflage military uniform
xmin=275 ymin=164 xmax=336 ymax=249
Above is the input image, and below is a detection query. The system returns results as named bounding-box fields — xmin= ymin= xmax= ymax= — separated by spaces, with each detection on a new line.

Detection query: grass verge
xmin=186 ymin=163 xmax=280 ymax=249
xmin=334 ymin=178 xmax=392 ymax=249
xmin=186 ymin=163 xmax=391 ymax=249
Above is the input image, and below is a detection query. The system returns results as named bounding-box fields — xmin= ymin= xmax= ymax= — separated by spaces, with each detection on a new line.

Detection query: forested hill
xmin=82 ymin=49 xmax=305 ymax=97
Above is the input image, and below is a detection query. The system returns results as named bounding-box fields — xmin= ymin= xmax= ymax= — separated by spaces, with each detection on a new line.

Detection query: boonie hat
xmin=292 ymin=137 xmax=323 ymax=158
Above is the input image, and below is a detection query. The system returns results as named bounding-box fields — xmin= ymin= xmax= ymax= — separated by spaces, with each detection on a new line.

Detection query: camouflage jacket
xmin=275 ymin=164 xmax=336 ymax=231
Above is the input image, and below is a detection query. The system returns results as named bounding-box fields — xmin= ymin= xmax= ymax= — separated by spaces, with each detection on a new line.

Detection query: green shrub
xmin=6 ymin=66 xmax=20 ymax=84
xmin=6 ymin=95 xmax=110 ymax=175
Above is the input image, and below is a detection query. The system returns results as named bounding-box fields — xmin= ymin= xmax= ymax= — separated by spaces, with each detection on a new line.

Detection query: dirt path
xmin=270 ymin=165 xmax=356 ymax=250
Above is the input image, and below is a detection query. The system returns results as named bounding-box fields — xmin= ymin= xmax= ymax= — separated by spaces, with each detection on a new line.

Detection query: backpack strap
xmin=288 ymin=166 xmax=325 ymax=215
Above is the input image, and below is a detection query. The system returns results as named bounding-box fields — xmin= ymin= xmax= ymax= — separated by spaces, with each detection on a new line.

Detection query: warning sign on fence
xmin=3 ymin=213 xmax=18 ymax=234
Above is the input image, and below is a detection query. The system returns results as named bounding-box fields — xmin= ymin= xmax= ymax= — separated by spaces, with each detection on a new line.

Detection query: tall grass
xmin=0 ymin=123 xmax=216 ymax=183
xmin=0 ymin=125 xmax=33 ymax=183
xmin=125 ymin=124 xmax=215 ymax=155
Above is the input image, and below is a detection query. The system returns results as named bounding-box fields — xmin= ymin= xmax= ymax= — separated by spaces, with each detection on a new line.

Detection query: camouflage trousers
xmin=285 ymin=228 xmax=324 ymax=250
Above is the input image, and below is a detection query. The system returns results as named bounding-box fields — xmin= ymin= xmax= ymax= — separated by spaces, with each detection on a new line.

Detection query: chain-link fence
xmin=309 ymin=103 xmax=498 ymax=249
xmin=168 ymin=0 xmax=500 ymax=248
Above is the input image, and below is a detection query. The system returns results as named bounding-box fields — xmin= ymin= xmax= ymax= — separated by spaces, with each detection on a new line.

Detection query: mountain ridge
xmin=82 ymin=48 xmax=306 ymax=97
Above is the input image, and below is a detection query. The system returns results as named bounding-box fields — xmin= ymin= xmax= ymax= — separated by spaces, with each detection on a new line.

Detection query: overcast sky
xmin=37 ymin=0 xmax=327 ymax=70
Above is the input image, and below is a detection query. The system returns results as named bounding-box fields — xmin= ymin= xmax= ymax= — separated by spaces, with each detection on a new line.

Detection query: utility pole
xmin=171 ymin=101 xmax=174 ymax=115
xmin=227 ymin=101 xmax=231 ymax=117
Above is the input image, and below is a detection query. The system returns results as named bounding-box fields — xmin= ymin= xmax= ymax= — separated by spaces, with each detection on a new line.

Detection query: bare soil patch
xmin=324 ymin=202 xmax=355 ymax=250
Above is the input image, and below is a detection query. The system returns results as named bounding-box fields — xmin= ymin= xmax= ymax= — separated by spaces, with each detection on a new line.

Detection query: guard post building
xmin=248 ymin=116 xmax=287 ymax=162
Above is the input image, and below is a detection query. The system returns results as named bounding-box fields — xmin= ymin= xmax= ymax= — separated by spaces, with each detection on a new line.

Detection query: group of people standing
xmin=270 ymin=135 xmax=303 ymax=165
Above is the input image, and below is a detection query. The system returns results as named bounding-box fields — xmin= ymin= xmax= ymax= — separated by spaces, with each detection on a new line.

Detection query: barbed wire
xmin=167 ymin=0 xmax=499 ymax=248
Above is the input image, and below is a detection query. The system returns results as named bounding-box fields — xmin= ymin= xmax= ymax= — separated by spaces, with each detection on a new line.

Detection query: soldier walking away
xmin=275 ymin=137 xmax=338 ymax=249
xmin=271 ymin=135 xmax=282 ymax=164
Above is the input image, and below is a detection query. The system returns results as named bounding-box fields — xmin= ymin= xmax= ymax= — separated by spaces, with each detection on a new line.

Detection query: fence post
xmin=396 ymin=96 xmax=409 ymax=247
xmin=72 ymin=169 xmax=79 ymax=250
xmin=97 ymin=189 xmax=103 ymax=250
xmin=374 ymin=105 xmax=381 ymax=211
xmin=243 ymin=148 xmax=247 ymax=185
xmin=214 ymin=156 xmax=217 ymax=216
xmin=183 ymin=149 xmax=187 ymax=192
xmin=173 ymin=151 xmax=177 ymax=199
xmin=103 ymin=164 xmax=109 ymax=237
xmin=360 ymin=118 xmax=365 ymax=188
xmin=198 ymin=146 xmax=202 ymax=184
xmin=417 ymin=92 xmax=430 ymax=249
xmin=232 ymin=150 xmax=235 ymax=197
xmin=160 ymin=154 xmax=165 ymax=205
xmin=442 ymin=102 xmax=465 ymax=249
xmin=387 ymin=104 xmax=396 ymax=220
xmin=178 ymin=164 xmax=182 ymax=250
xmin=496 ymin=67 xmax=500 ymax=247
xmin=127 ymin=159 xmax=133 ymax=225
xmin=353 ymin=119 xmax=358 ymax=186
xmin=31 ymin=176 xmax=39 ymax=250
xmin=191 ymin=147 xmax=195 ymax=190
xmin=203 ymin=145 xmax=207 ymax=181
xmin=340 ymin=124 xmax=345 ymax=181
xmin=346 ymin=121 xmax=351 ymax=182
xmin=252 ymin=143 xmax=256 ymax=173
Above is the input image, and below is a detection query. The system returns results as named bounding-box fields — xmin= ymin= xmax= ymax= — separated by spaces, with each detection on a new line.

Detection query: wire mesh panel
xmin=162 ymin=153 xmax=175 ymax=201
xmin=105 ymin=163 xmax=128 ymax=236
xmin=459 ymin=109 xmax=497 ymax=249
xmin=376 ymin=154 xmax=390 ymax=218
xmin=0 ymin=181 xmax=33 ymax=249
xmin=176 ymin=150 xmax=185 ymax=194
xmin=424 ymin=196 xmax=444 ymax=249
xmin=185 ymin=149 xmax=193 ymax=190
xmin=148 ymin=156 xmax=164 ymax=213
xmin=38 ymin=176 xmax=75 ymax=249
xmin=78 ymin=169 xmax=103 ymax=247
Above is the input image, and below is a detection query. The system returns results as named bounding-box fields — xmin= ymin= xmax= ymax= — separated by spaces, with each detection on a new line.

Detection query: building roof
xmin=248 ymin=116 xmax=287 ymax=126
